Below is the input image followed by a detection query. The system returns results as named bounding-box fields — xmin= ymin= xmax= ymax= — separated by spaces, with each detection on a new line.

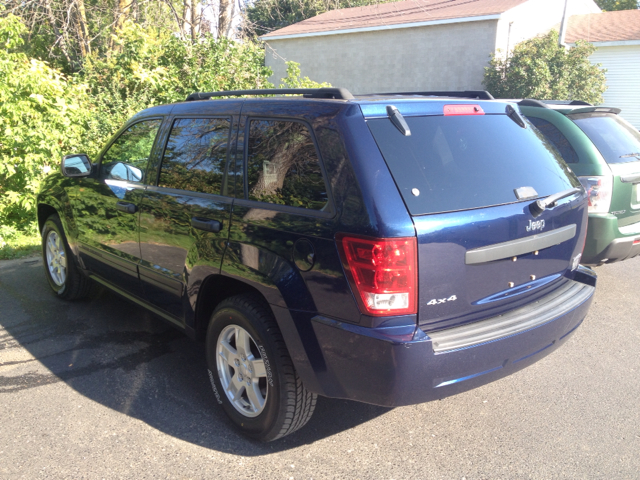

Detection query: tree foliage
xmin=483 ymin=30 xmax=607 ymax=104
xmin=4 ymin=0 xmax=239 ymax=73
xmin=244 ymin=0 xmax=399 ymax=37
xmin=594 ymin=0 xmax=639 ymax=10
xmin=0 ymin=13 xmax=87 ymax=237
xmin=0 ymin=4 xmax=329 ymax=242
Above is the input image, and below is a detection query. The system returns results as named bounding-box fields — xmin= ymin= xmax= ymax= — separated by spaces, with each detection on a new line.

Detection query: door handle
xmin=116 ymin=202 xmax=137 ymax=214
xmin=191 ymin=217 xmax=222 ymax=233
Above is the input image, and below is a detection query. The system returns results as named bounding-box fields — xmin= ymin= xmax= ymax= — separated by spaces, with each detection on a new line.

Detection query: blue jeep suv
xmin=37 ymin=89 xmax=597 ymax=441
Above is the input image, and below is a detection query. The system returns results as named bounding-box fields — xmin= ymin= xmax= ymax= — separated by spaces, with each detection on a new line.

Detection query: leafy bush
xmin=483 ymin=30 xmax=607 ymax=104
xmin=0 ymin=14 xmax=87 ymax=236
xmin=0 ymin=10 xmax=330 ymax=248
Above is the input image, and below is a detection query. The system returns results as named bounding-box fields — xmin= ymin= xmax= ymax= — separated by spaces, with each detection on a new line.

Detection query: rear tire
xmin=41 ymin=214 xmax=91 ymax=300
xmin=206 ymin=294 xmax=317 ymax=441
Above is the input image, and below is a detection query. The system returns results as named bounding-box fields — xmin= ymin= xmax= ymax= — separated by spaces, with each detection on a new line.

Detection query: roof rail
xmin=185 ymin=88 xmax=354 ymax=102
xmin=372 ymin=90 xmax=495 ymax=100
xmin=518 ymin=99 xmax=549 ymax=108
xmin=518 ymin=99 xmax=595 ymax=108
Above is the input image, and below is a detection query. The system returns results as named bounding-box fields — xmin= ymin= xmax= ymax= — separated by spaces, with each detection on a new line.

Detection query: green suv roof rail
xmin=518 ymin=99 xmax=592 ymax=108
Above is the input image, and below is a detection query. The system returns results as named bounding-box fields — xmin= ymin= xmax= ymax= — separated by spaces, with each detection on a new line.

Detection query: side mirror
xmin=62 ymin=154 xmax=92 ymax=177
xmin=108 ymin=162 xmax=143 ymax=182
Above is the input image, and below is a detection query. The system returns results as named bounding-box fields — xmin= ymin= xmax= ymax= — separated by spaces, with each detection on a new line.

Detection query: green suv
xmin=519 ymin=100 xmax=640 ymax=266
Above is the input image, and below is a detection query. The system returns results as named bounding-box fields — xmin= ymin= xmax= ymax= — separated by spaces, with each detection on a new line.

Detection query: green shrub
xmin=483 ymin=30 xmax=607 ymax=104
xmin=0 ymin=14 xmax=88 ymax=233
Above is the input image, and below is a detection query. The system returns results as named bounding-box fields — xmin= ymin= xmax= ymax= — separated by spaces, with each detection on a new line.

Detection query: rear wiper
xmin=529 ymin=187 xmax=581 ymax=217
xmin=620 ymin=152 xmax=640 ymax=158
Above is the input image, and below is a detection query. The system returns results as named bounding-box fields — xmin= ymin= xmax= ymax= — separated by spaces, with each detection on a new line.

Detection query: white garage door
xmin=590 ymin=44 xmax=640 ymax=129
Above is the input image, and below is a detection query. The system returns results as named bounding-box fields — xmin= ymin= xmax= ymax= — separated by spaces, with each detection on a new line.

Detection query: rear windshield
xmin=568 ymin=113 xmax=640 ymax=165
xmin=367 ymin=114 xmax=579 ymax=215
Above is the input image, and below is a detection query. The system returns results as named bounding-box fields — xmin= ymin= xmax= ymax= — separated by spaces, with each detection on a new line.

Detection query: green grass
xmin=0 ymin=232 xmax=41 ymax=260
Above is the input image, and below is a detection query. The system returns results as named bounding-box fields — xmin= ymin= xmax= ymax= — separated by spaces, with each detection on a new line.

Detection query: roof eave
xmin=259 ymin=13 xmax=502 ymax=41
xmin=567 ymin=39 xmax=640 ymax=47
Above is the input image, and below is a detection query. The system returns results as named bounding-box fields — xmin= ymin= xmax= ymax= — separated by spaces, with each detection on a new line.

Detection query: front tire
xmin=206 ymin=294 xmax=317 ymax=441
xmin=41 ymin=214 xmax=91 ymax=300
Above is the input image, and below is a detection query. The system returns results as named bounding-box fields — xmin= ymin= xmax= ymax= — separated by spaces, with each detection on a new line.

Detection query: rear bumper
xmin=583 ymin=214 xmax=640 ymax=265
xmin=277 ymin=267 xmax=596 ymax=407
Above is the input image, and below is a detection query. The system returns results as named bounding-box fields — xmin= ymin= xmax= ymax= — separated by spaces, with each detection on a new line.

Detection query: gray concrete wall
xmin=264 ymin=20 xmax=499 ymax=94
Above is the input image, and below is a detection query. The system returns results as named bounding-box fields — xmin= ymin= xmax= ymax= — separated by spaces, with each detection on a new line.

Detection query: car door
xmin=137 ymin=115 xmax=235 ymax=321
xmin=222 ymin=106 xmax=340 ymax=315
xmin=72 ymin=117 xmax=164 ymax=297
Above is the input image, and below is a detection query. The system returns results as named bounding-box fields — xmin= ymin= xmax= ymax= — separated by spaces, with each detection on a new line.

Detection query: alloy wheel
xmin=216 ymin=324 xmax=268 ymax=417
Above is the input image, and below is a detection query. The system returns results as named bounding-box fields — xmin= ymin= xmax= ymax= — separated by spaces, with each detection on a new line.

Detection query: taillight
xmin=572 ymin=207 xmax=589 ymax=271
xmin=336 ymin=234 xmax=417 ymax=316
xmin=578 ymin=176 xmax=613 ymax=214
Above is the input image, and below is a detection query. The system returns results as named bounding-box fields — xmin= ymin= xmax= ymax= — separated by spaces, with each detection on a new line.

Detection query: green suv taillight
xmin=578 ymin=176 xmax=613 ymax=214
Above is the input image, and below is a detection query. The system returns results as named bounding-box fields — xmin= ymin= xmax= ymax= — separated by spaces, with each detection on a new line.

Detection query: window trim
xmin=242 ymin=116 xmax=335 ymax=216
xmin=153 ymin=115 xmax=234 ymax=196
xmin=97 ymin=116 xmax=165 ymax=185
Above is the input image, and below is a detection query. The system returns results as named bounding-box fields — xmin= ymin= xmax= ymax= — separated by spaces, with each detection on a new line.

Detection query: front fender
xmin=37 ymin=173 xmax=77 ymax=243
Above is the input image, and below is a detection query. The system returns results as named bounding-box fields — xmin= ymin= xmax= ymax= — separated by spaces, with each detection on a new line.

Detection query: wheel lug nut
xmin=238 ymin=374 xmax=243 ymax=381
xmin=234 ymin=359 xmax=240 ymax=366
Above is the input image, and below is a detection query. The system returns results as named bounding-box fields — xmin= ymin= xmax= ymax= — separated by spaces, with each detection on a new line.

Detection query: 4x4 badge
xmin=426 ymin=295 xmax=457 ymax=306
xmin=526 ymin=219 xmax=545 ymax=232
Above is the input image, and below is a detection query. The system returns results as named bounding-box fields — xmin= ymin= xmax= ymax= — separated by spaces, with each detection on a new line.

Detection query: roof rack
xmin=371 ymin=90 xmax=495 ymax=100
xmin=518 ymin=99 xmax=549 ymax=108
xmin=518 ymin=99 xmax=594 ymax=108
xmin=185 ymin=88 xmax=354 ymax=102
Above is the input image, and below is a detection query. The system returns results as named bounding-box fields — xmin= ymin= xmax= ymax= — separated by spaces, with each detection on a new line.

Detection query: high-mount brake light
xmin=443 ymin=105 xmax=485 ymax=116
xmin=336 ymin=234 xmax=417 ymax=316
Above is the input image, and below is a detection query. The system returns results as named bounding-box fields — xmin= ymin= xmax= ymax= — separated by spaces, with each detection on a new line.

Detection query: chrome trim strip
xmin=620 ymin=173 xmax=640 ymax=184
xmin=465 ymin=224 xmax=576 ymax=265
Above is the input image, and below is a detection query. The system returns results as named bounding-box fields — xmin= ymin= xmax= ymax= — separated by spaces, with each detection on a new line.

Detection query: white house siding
xmin=590 ymin=44 xmax=640 ymax=129
xmin=495 ymin=0 xmax=600 ymax=53
xmin=265 ymin=20 xmax=499 ymax=94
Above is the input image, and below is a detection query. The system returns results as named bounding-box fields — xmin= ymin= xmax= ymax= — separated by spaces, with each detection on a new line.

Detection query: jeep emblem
xmin=526 ymin=219 xmax=545 ymax=232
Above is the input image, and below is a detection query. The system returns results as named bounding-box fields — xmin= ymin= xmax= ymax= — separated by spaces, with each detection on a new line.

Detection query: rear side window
xmin=569 ymin=113 xmax=640 ymax=164
xmin=527 ymin=116 xmax=579 ymax=163
xmin=367 ymin=114 xmax=579 ymax=215
xmin=246 ymin=120 xmax=328 ymax=210
xmin=159 ymin=117 xmax=230 ymax=195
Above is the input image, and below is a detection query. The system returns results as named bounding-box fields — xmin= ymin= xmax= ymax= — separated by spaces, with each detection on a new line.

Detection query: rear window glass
xmin=568 ymin=113 xmax=640 ymax=164
xmin=527 ymin=116 xmax=579 ymax=163
xmin=367 ymin=114 xmax=579 ymax=215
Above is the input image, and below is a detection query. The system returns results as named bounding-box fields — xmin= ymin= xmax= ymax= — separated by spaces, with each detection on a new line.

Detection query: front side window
xmin=527 ymin=116 xmax=579 ymax=163
xmin=101 ymin=119 xmax=162 ymax=183
xmin=159 ymin=118 xmax=230 ymax=195
xmin=246 ymin=120 xmax=329 ymax=210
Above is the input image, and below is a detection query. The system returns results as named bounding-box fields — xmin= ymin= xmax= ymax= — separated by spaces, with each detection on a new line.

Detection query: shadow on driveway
xmin=0 ymin=257 xmax=391 ymax=454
